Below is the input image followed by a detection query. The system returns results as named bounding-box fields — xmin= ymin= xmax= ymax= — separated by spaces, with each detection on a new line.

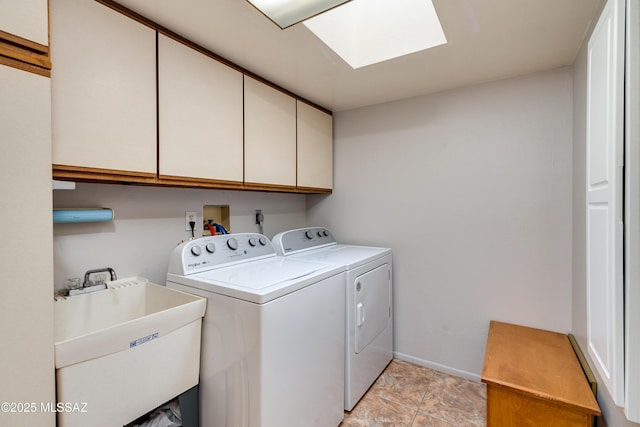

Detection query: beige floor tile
xmin=368 ymin=359 xmax=435 ymax=409
xmin=418 ymin=371 xmax=486 ymax=427
xmin=341 ymin=359 xmax=487 ymax=427
xmin=342 ymin=392 xmax=417 ymax=427
xmin=411 ymin=412 xmax=457 ymax=427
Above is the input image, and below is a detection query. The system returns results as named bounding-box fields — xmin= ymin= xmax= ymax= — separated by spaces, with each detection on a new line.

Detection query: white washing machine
xmin=166 ymin=233 xmax=345 ymax=427
xmin=272 ymin=227 xmax=393 ymax=411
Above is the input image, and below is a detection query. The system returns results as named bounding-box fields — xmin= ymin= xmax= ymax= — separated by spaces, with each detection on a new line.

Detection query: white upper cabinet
xmin=50 ymin=0 xmax=157 ymax=174
xmin=48 ymin=0 xmax=332 ymax=192
xmin=158 ymin=34 xmax=243 ymax=183
xmin=244 ymin=76 xmax=297 ymax=187
xmin=297 ymin=100 xmax=333 ymax=190
xmin=0 ymin=0 xmax=48 ymax=46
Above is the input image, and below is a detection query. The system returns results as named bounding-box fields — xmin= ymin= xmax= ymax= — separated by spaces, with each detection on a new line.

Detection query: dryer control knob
xmin=305 ymin=231 xmax=314 ymax=239
xmin=259 ymin=237 xmax=267 ymax=246
xmin=205 ymin=243 xmax=216 ymax=253
xmin=190 ymin=245 xmax=202 ymax=256
xmin=227 ymin=237 xmax=239 ymax=250
xmin=248 ymin=237 xmax=257 ymax=247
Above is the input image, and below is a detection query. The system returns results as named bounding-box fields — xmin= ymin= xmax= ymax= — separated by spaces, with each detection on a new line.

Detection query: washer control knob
xmin=227 ymin=237 xmax=239 ymax=250
xmin=190 ymin=245 xmax=202 ymax=256
xmin=259 ymin=236 xmax=267 ymax=246
xmin=248 ymin=237 xmax=257 ymax=247
xmin=305 ymin=231 xmax=314 ymax=239
xmin=322 ymin=230 xmax=329 ymax=237
xmin=317 ymin=231 xmax=323 ymax=237
xmin=205 ymin=243 xmax=216 ymax=253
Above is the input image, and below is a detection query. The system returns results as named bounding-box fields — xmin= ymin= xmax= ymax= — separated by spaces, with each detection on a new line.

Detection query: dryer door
xmin=354 ymin=263 xmax=391 ymax=354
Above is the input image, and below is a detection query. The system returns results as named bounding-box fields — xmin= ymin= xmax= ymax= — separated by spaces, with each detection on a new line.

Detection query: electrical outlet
xmin=185 ymin=211 xmax=197 ymax=231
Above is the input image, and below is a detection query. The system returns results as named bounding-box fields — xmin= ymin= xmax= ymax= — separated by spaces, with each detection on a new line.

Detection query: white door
xmin=354 ymin=264 xmax=391 ymax=354
xmin=624 ymin=0 xmax=640 ymax=421
xmin=586 ymin=0 xmax=625 ymax=407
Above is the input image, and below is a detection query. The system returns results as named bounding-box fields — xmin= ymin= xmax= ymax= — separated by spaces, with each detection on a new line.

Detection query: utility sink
xmin=54 ymin=276 xmax=206 ymax=368
xmin=54 ymin=277 xmax=206 ymax=427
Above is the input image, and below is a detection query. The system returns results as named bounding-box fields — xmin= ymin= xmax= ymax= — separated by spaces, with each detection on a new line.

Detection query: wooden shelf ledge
xmin=481 ymin=321 xmax=600 ymax=426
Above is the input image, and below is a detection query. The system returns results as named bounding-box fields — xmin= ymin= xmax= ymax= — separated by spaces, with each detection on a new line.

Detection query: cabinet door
xmin=158 ymin=35 xmax=243 ymax=183
xmin=297 ymin=100 xmax=333 ymax=190
xmin=586 ymin=0 xmax=625 ymax=406
xmin=0 ymin=0 xmax=48 ymax=46
xmin=0 ymin=64 xmax=55 ymax=426
xmin=244 ymin=76 xmax=296 ymax=187
xmin=50 ymin=0 xmax=157 ymax=174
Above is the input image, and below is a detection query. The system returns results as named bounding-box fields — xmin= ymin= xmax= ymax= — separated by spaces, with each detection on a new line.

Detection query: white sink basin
xmin=54 ymin=276 xmax=205 ymax=368
xmin=54 ymin=277 xmax=206 ymax=427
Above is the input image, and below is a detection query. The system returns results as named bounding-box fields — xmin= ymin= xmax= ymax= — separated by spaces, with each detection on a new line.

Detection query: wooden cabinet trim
xmin=53 ymin=165 xmax=157 ymax=184
xmin=295 ymin=185 xmax=332 ymax=194
xmin=243 ymin=181 xmax=298 ymax=193
xmin=53 ymin=166 xmax=331 ymax=194
xmin=0 ymin=29 xmax=51 ymax=72
xmin=158 ymin=174 xmax=244 ymax=189
xmin=0 ymin=54 xmax=49 ymax=76
xmin=0 ymin=29 xmax=48 ymax=54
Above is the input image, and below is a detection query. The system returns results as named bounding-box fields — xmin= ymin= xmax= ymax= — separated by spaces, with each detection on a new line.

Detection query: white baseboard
xmin=393 ymin=351 xmax=482 ymax=383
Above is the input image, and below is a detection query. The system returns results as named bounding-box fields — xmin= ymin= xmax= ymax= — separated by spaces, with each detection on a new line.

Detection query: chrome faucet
xmin=65 ymin=267 xmax=117 ymax=296
xmin=83 ymin=267 xmax=117 ymax=287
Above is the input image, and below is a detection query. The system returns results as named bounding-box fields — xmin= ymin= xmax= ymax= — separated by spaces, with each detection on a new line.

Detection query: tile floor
xmin=340 ymin=359 xmax=487 ymax=427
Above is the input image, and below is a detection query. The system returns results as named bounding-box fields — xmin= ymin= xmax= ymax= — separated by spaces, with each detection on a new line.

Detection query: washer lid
xmin=167 ymin=257 xmax=344 ymax=304
xmin=290 ymin=245 xmax=391 ymax=270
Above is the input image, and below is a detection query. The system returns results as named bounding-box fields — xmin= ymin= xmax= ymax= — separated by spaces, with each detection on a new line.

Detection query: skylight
xmin=247 ymin=0 xmax=352 ymax=29
xmin=303 ymin=0 xmax=447 ymax=69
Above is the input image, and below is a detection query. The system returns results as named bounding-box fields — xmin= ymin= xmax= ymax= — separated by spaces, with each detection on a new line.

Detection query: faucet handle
xmin=83 ymin=267 xmax=117 ymax=287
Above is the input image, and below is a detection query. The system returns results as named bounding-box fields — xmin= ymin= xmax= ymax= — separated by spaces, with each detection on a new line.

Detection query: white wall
xmin=308 ymin=67 xmax=574 ymax=379
xmin=53 ymin=183 xmax=306 ymax=292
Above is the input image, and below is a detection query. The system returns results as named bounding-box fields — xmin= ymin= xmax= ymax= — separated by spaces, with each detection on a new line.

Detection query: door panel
xmin=50 ymin=0 xmax=157 ymax=173
xmin=244 ymin=76 xmax=296 ymax=186
xmin=586 ymin=0 xmax=625 ymax=406
xmin=158 ymin=34 xmax=243 ymax=182
xmin=354 ymin=264 xmax=391 ymax=354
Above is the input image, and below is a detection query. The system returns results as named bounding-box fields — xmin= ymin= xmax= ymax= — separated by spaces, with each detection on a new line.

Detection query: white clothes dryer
xmin=166 ymin=233 xmax=345 ymax=427
xmin=272 ymin=227 xmax=393 ymax=411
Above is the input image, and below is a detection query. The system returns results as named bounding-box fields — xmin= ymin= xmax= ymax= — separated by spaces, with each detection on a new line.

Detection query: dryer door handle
xmin=357 ymin=302 xmax=366 ymax=327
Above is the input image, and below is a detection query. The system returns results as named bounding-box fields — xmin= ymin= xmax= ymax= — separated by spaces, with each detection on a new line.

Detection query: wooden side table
xmin=481 ymin=321 xmax=601 ymax=426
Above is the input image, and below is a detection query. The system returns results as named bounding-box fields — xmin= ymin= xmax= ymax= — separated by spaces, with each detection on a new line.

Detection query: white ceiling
xmin=113 ymin=0 xmax=604 ymax=112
